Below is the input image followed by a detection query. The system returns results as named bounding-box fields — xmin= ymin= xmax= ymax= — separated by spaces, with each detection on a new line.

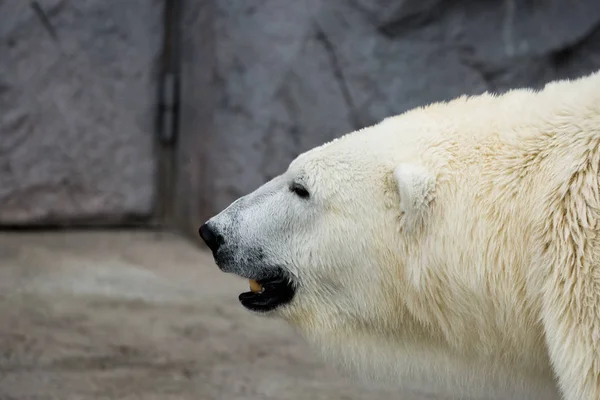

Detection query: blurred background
xmin=1 ymin=0 xmax=599 ymax=399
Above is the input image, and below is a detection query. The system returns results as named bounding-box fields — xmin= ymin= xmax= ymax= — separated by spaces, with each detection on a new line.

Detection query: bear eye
xmin=290 ymin=182 xmax=310 ymax=199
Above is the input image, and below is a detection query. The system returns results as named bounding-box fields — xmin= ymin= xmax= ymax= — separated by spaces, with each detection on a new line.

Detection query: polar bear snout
xmin=198 ymin=222 xmax=223 ymax=254
xmin=198 ymin=215 xmax=298 ymax=313
xmin=198 ymin=216 xmax=267 ymax=277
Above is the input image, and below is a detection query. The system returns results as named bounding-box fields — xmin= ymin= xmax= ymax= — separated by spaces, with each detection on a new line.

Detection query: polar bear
xmin=199 ymin=71 xmax=600 ymax=400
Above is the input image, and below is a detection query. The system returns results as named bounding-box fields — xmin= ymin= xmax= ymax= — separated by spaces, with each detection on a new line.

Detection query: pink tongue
xmin=249 ymin=279 xmax=263 ymax=293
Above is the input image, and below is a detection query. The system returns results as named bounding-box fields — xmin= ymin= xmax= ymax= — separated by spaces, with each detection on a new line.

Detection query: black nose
xmin=199 ymin=223 xmax=222 ymax=253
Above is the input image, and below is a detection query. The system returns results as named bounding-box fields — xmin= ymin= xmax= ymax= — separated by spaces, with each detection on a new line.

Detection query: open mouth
xmin=238 ymin=269 xmax=296 ymax=313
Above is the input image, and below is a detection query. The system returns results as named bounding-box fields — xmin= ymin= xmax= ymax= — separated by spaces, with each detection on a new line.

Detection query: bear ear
xmin=393 ymin=163 xmax=436 ymax=229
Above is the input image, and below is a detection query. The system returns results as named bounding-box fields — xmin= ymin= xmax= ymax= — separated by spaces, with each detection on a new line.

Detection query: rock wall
xmin=3 ymin=0 xmax=600 ymax=226
xmin=0 ymin=0 xmax=163 ymax=225
xmin=203 ymin=0 xmax=600 ymax=217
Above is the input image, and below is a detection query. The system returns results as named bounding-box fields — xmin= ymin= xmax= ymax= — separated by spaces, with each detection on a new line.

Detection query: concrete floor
xmin=0 ymin=230 xmax=448 ymax=400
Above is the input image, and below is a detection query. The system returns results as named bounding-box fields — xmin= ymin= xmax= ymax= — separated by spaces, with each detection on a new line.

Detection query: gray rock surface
xmin=0 ymin=0 xmax=162 ymax=225
xmin=3 ymin=0 xmax=600 ymax=225
xmin=206 ymin=0 xmax=600 ymax=217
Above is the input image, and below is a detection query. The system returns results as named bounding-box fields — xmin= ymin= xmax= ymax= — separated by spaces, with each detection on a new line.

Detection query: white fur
xmin=393 ymin=163 xmax=436 ymax=232
xmin=208 ymin=71 xmax=600 ymax=400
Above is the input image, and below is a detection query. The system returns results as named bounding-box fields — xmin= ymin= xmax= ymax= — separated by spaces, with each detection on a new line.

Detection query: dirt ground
xmin=0 ymin=230 xmax=453 ymax=400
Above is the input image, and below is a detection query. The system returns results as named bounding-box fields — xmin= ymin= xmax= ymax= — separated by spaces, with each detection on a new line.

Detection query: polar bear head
xmin=199 ymin=121 xmax=437 ymax=328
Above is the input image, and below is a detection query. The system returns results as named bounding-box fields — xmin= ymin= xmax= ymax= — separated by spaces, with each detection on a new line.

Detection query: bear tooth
xmin=249 ymin=279 xmax=263 ymax=293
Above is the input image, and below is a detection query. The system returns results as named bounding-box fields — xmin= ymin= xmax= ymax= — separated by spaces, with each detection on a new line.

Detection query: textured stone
xmin=0 ymin=0 xmax=162 ymax=225
xmin=203 ymin=0 xmax=600 ymax=217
